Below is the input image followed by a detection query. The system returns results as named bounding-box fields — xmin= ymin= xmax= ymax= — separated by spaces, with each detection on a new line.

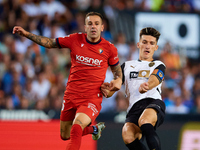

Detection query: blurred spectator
xmin=15 ymin=36 xmax=32 ymax=54
xmin=192 ymin=77 xmax=200 ymax=99
xmin=31 ymin=70 xmax=51 ymax=100
xmin=1 ymin=61 xmax=26 ymax=95
xmin=23 ymin=78 xmax=36 ymax=107
xmin=0 ymin=54 xmax=11 ymax=79
xmin=22 ymin=0 xmax=41 ymax=18
xmin=0 ymin=90 xmax=5 ymax=109
xmin=160 ymin=41 xmax=181 ymax=79
xmin=163 ymin=88 xmax=176 ymax=108
xmin=39 ymin=0 xmax=67 ymax=20
xmin=114 ymin=32 xmax=130 ymax=64
xmin=76 ymin=0 xmax=91 ymax=11
xmin=86 ymin=0 xmax=106 ymax=17
xmin=128 ymin=41 xmax=139 ymax=61
xmin=101 ymin=18 xmax=113 ymax=42
xmin=191 ymin=94 xmax=200 ymax=113
xmin=114 ymin=90 xmax=129 ymax=123
xmin=11 ymin=82 xmax=23 ymax=109
xmin=166 ymin=96 xmax=190 ymax=114
xmin=43 ymin=20 xmax=66 ymax=38
xmin=5 ymin=96 xmax=14 ymax=110
xmin=103 ymin=0 xmax=117 ymax=19
xmin=28 ymin=19 xmax=40 ymax=35
xmin=115 ymin=90 xmax=129 ymax=113
xmin=32 ymin=54 xmax=43 ymax=74
xmin=35 ymin=98 xmax=49 ymax=111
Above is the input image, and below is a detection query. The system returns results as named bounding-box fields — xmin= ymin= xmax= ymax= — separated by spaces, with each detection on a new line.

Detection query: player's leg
xmin=138 ymin=108 xmax=161 ymax=150
xmin=122 ymin=122 xmax=146 ymax=150
xmin=60 ymin=120 xmax=73 ymax=140
xmin=79 ymin=101 xmax=105 ymax=140
xmin=66 ymin=112 xmax=92 ymax=150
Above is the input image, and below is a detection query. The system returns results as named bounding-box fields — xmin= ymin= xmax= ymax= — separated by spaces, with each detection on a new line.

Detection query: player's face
xmin=137 ymin=35 xmax=158 ymax=61
xmin=85 ymin=15 xmax=104 ymax=42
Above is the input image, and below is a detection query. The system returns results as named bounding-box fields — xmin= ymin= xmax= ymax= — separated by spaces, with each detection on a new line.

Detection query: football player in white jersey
xmin=101 ymin=27 xmax=166 ymax=150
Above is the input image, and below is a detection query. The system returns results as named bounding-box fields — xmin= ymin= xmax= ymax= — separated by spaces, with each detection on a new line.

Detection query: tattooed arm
xmin=110 ymin=63 xmax=122 ymax=81
xmin=101 ymin=63 xmax=122 ymax=97
xmin=13 ymin=26 xmax=58 ymax=48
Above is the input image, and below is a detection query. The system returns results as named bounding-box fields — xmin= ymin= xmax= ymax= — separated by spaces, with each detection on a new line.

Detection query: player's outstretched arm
xmin=13 ymin=26 xmax=58 ymax=48
xmin=139 ymin=74 xmax=160 ymax=94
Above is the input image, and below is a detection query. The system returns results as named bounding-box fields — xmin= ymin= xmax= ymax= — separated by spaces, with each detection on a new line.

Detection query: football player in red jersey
xmin=13 ymin=12 xmax=122 ymax=150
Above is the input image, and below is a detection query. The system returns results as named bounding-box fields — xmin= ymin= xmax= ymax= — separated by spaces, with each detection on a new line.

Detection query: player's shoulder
xmin=101 ymin=37 xmax=116 ymax=47
xmin=63 ymin=32 xmax=84 ymax=38
xmin=125 ymin=59 xmax=138 ymax=64
xmin=123 ymin=60 xmax=138 ymax=67
xmin=153 ymin=60 xmax=166 ymax=67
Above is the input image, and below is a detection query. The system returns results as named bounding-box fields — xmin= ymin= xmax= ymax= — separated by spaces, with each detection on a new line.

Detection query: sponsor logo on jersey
xmin=130 ymin=65 xmax=135 ymax=68
xmin=76 ymin=55 xmax=103 ymax=66
xmin=99 ymin=49 xmax=103 ymax=54
xmin=88 ymin=103 xmax=98 ymax=116
xmin=138 ymin=70 xmax=150 ymax=77
xmin=114 ymin=56 xmax=118 ymax=60
xmin=130 ymin=71 xmax=139 ymax=78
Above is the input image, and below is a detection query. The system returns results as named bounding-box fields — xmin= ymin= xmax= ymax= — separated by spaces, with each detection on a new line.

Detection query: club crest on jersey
xmin=149 ymin=62 xmax=155 ymax=67
xmin=99 ymin=49 xmax=103 ymax=54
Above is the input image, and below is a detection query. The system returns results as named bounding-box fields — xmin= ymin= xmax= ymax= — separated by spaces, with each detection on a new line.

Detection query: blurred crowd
xmin=0 ymin=0 xmax=200 ymax=119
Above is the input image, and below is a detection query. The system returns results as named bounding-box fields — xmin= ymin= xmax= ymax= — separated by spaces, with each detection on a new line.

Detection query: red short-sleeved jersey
xmin=56 ymin=33 xmax=119 ymax=100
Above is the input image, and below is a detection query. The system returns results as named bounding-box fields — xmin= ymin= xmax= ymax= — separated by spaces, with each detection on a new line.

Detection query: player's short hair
xmin=140 ymin=27 xmax=161 ymax=42
xmin=85 ymin=12 xmax=103 ymax=24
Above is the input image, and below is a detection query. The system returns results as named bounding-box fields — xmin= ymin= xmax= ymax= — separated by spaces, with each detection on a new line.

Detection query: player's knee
xmin=122 ymin=130 xmax=136 ymax=144
xmin=123 ymin=135 xmax=135 ymax=144
xmin=60 ymin=135 xmax=70 ymax=141
xmin=138 ymin=118 xmax=155 ymax=127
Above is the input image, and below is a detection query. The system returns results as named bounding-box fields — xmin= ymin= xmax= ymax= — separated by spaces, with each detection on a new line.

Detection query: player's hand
xmin=101 ymin=82 xmax=110 ymax=98
xmin=139 ymin=82 xmax=149 ymax=94
xmin=109 ymin=78 xmax=122 ymax=92
xmin=12 ymin=26 xmax=27 ymax=36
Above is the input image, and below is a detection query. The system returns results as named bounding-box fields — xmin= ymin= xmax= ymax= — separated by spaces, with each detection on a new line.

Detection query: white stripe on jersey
xmin=123 ymin=60 xmax=166 ymax=113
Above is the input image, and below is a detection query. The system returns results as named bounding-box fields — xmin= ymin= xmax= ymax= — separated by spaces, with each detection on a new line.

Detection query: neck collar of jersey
xmin=138 ymin=59 xmax=154 ymax=62
xmin=86 ymin=37 xmax=101 ymax=45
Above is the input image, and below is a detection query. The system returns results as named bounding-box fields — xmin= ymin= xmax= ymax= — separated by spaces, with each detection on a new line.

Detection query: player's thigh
xmin=73 ymin=112 xmax=92 ymax=129
xmin=138 ymin=108 xmax=157 ymax=127
xmin=60 ymin=120 xmax=73 ymax=139
xmin=122 ymin=122 xmax=142 ymax=144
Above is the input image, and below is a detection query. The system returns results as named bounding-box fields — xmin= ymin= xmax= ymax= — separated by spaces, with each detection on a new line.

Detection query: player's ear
xmin=137 ymin=42 xmax=140 ymax=48
xmin=101 ymin=24 xmax=104 ymax=32
xmin=155 ymin=45 xmax=158 ymax=51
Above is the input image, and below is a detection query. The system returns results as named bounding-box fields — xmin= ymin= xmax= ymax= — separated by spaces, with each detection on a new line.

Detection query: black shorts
xmin=125 ymin=98 xmax=166 ymax=129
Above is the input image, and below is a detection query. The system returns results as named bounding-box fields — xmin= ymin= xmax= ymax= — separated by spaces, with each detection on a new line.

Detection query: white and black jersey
xmin=121 ymin=60 xmax=166 ymax=113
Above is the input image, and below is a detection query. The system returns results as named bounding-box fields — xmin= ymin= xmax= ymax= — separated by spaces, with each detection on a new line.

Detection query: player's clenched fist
xmin=12 ymin=26 xmax=27 ymax=36
xmin=139 ymin=82 xmax=149 ymax=94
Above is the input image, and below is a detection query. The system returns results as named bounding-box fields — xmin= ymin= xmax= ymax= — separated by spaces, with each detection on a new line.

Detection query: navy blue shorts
xmin=125 ymin=98 xmax=166 ymax=129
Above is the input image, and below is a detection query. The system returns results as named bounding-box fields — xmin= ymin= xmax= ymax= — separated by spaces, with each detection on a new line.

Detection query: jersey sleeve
xmin=152 ymin=64 xmax=166 ymax=83
xmin=121 ymin=62 xmax=125 ymax=84
xmin=108 ymin=44 xmax=119 ymax=66
xmin=56 ymin=33 xmax=77 ymax=49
